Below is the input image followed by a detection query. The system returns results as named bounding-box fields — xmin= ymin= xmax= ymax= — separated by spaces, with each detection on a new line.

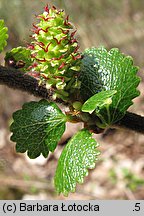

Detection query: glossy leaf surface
xmin=79 ymin=47 xmax=140 ymax=123
xmin=10 ymin=100 xmax=66 ymax=158
xmin=54 ymin=129 xmax=100 ymax=196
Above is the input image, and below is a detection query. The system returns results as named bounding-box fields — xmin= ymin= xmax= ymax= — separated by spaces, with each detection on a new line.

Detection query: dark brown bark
xmin=0 ymin=65 xmax=144 ymax=134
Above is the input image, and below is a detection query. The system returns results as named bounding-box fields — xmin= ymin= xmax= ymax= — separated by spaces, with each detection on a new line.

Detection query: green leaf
xmin=0 ymin=19 xmax=8 ymax=53
xmin=82 ymin=90 xmax=117 ymax=114
xmin=54 ymin=129 xmax=100 ymax=196
xmin=79 ymin=47 xmax=140 ymax=124
xmin=10 ymin=100 xmax=66 ymax=159
xmin=5 ymin=46 xmax=33 ymax=71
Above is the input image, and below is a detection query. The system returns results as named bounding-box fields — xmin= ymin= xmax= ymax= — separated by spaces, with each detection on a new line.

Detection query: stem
xmin=106 ymin=104 xmax=111 ymax=125
xmin=95 ymin=113 xmax=108 ymax=129
xmin=0 ymin=65 xmax=144 ymax=134
xmin=115 ymin=111 xmax=144 ymax=134
xmin=0 ymin=65 xmax=63 ymax=103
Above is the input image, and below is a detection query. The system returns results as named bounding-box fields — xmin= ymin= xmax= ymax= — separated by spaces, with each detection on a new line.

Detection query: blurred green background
xmin=1 ymin=0 xmax=144 ymax=67
xmin=0 ymin=0 xmax=144 ymax=200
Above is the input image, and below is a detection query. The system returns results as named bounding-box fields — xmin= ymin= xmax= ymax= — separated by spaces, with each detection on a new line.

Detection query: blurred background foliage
xmin=0 ymin=0 xmax=144 ymax=199
xmin=1 ymin=0 xmax=144 ymax=67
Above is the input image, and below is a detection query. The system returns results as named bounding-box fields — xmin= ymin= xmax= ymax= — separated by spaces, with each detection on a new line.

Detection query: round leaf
xmin=10 ymin=100 xmax=66 ymax=158
xmin=79 ymin=47 xmax=140 ymax=124
xmin=54 ymin=129 xmax=100 ymax=196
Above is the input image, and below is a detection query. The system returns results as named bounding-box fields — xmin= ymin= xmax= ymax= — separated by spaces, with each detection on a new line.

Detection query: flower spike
xmin=28 ymin=5 xmax=82 ymax=101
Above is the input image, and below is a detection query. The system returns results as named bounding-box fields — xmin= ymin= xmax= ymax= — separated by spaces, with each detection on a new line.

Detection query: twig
xmin=0 ymin=65 xmax=144 ymax=134
xmin=0 ymin=65 xmax=54 ymax=101
xmin=115 ymin=112 xmax=144 ymax=134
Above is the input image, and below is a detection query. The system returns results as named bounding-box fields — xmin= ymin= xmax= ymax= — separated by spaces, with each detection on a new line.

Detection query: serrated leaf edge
xmin=54 ymin=129 xmax=100 ymax=196
xmin=10 ymin=99 xmax=66 ymax=159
